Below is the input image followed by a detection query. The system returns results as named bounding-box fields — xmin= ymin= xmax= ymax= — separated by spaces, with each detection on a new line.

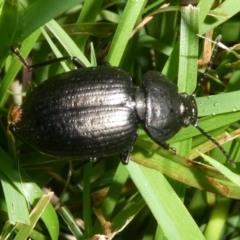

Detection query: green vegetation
xmin=0 ymin=0 xmax=240 ymax=239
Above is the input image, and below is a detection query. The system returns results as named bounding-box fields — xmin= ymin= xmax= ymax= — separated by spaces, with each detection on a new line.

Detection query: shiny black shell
xmin=142 ymin=71 xmax=185 ymax=142
xmin=11 ymin=66 xmax=138 ymax=160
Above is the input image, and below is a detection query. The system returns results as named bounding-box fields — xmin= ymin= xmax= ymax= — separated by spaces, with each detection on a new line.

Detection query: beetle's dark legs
xmin=119 ymin=149 xmax=132 ymax=165
xmin=70 ymin=57 xmax=86 ymax=68
xmin=158 ymin=141 xmax=176 ymax=153
xmin=10 ymin=46 xmax=32 ymax=70
xmin=103 ymin=62 xmax=111 ymax=67
xmin=10 ymin=46 xmax=86 ymax=71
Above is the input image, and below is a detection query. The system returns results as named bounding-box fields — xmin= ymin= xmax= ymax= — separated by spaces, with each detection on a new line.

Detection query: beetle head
xmin=179 ymin=93 xmax=198 ymax=127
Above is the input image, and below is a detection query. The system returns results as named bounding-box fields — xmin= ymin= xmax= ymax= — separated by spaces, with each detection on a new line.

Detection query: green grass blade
xmin=127 ymin=161 xmax=205 ymax=240
xmin=14 ymin=193 xmax=53 ymax=240
xmin=107 ymin=0 xmax=146 ymax=66
xmin=132 ymin=142 xmax=240 ymax=199
xmin=0 ymin=0 xmax=18 ymax=67
xmin=199 ymin=152 xmax=240 ymax=187
xmin=58 ymin=206 xmax=84 ymax=240
xmin=200 ymin=0 xmax=240 ymax=35
xmin=46 ymin=20 xmax=90 ymax=67
xmin=197 ymin=91 xmax=240 ymax=117
xmin=0 ymin=30 xmax=41 ymax=107
xmin=13 ymin=0 xmax=83 ymax=44
xmin=0 ymin=148 xmax=59 ymax=240
xmin=101 ymin=164 xmax=129 ymax=219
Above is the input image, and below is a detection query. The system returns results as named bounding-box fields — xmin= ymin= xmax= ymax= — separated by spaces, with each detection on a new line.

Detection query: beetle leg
xmin=119 ymin=129 xmax=138 ymax=165
xmin=10 ymin=46 xmax=86 ymax=71
xmin=69 ymin=57 xmax=86 ymax=68
xmin=119 ymin=148 xmax=132 ymax=165
xmin=103 ymin=62 xmax=111 ymax=67
xmin=157 ymin=141 xmax=176 ymax=153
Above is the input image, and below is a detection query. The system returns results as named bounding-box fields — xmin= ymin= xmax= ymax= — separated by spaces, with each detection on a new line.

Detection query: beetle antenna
xmin=192 ymin=35 xmax=222 ymax=96
xmin=194 ymin=124 xmax=236 ymax=168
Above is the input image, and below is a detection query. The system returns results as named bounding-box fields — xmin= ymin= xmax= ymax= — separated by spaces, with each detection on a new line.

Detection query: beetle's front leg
xmin=10 ymin=46 xmax=86 ymax=71
xmin=158 ymin=141 xmax=176 ymax=153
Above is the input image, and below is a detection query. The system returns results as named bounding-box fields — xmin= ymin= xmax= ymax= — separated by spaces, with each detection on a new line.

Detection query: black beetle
xmin=9 ymin=36 xmax=235 ymax=167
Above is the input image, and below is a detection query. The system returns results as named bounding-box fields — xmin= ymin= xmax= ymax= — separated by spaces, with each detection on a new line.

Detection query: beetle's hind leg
xmin=119 ymin=149 xmax=132 ymax=165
